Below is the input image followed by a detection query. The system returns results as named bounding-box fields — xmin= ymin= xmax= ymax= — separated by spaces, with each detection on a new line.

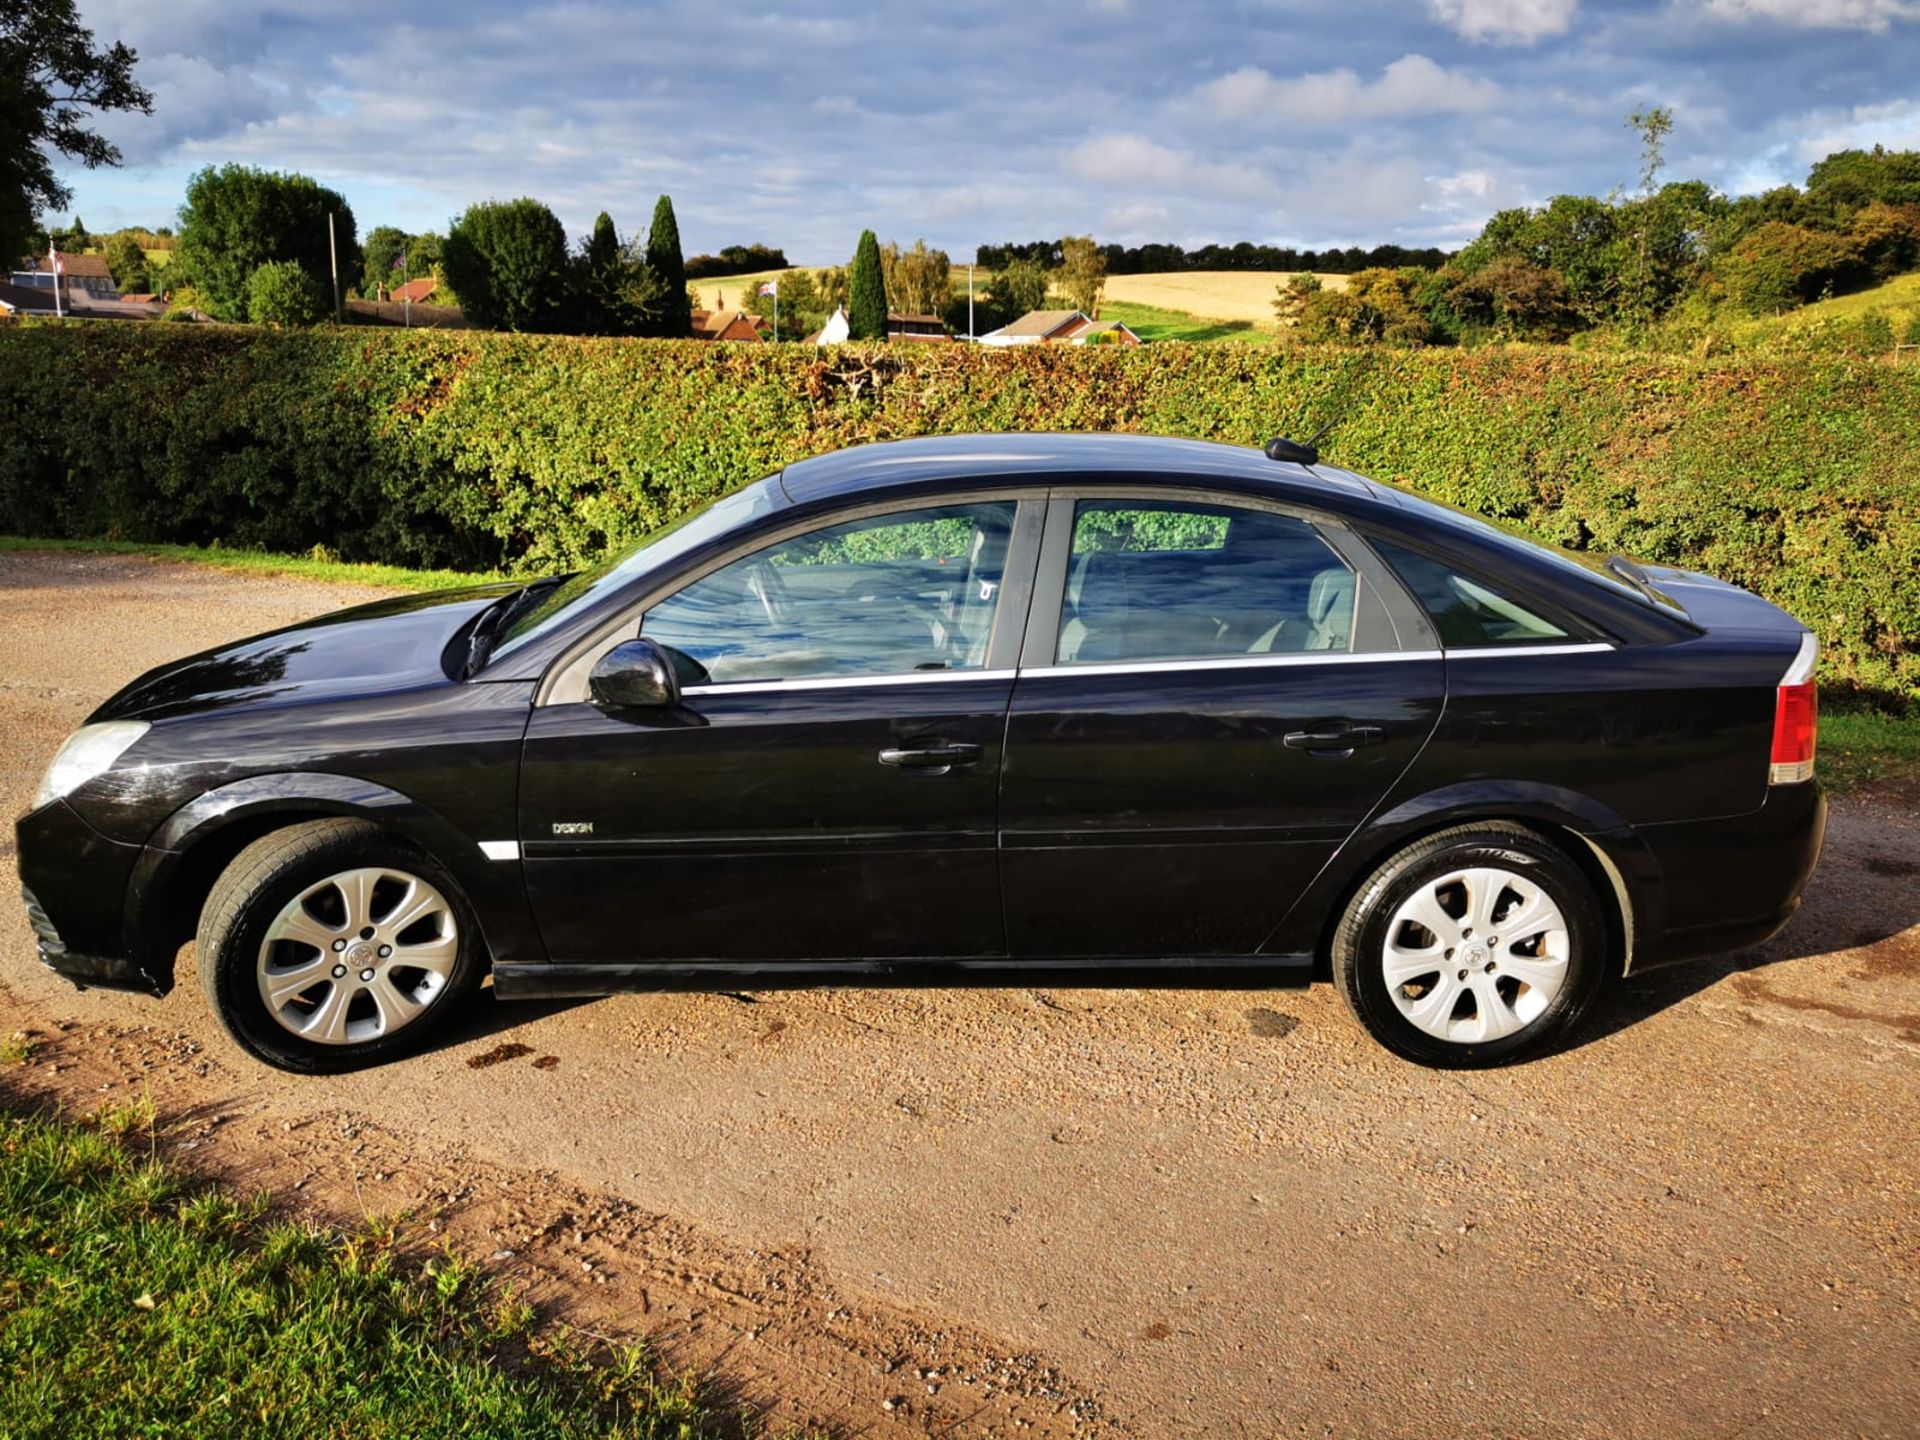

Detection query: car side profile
xmin=17 ymin=433 xmax=1826 ymax=1071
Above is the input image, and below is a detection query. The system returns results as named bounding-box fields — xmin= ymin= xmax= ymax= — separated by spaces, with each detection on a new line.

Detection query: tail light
xmin=1769 ymin=633 xmax=1818 ymax=785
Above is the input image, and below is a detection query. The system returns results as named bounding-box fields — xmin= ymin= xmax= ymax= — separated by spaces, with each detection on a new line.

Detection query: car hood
xmin=90 ymin=582 xmax=526 ymax=724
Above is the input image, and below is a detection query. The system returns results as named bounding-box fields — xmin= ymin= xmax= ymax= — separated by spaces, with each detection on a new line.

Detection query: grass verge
xmin=1820 ymin=704 xmax=1920 ymax=794
xmin=0 ymin=1100 xmax=766 ymax=1439
xmin=0 ymin=535 xmax=501 ymax=593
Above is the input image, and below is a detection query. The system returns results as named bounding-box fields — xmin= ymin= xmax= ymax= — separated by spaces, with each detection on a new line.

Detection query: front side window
xmin=1057 ymin=500 xmax=1357 ymax=664
xmin=642 ymin=501 xmax=1016 ymax=683
xmin=1371 ymin=539 xmax=1571 ymax=648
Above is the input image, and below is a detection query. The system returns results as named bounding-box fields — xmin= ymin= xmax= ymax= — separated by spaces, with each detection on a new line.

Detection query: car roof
xmin=778 ymin=432 xmax=1384 ymax=509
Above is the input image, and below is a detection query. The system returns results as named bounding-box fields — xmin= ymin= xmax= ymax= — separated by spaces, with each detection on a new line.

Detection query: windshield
xmin=489 ymin=476 xmax=786 ymax=661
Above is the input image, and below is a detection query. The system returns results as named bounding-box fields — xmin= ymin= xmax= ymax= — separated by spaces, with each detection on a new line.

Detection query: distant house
xmin=0 ymin=281 xmax=59 ymax=317
xmin=803 ymin=306 xmax=850 ymax=345
xmin=978 ymin=309 xmax=1142 ymax=346
xmin=388 ymin=276 xmax=438 ymax=304
xmin=10 ymin=251 xmax=118 ymax=302
xmin=888 ymin=312 xmax=951 ymax=342
xmin=802 ymin=306 xmax=952 ymax=344
xmin=345 ymin=298 xmax=470 ymax=329
xmin=690 ymin=309 xmax=771 ymax=342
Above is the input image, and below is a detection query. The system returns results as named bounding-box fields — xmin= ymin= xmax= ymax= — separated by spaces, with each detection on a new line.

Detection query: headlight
xmin=33 ymin=721 xmax=150 ymax=809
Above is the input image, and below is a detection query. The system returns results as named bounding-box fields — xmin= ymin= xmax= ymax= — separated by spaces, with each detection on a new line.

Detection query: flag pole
xmin=328 ymin=212 xmax=341 ymax=322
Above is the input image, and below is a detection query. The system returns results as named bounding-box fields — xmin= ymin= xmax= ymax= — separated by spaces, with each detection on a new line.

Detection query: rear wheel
xmin=1333 ymin=823 xmax=1607 ymax=1067
xmin=196 ymin=819 xmax=484 ymax=1072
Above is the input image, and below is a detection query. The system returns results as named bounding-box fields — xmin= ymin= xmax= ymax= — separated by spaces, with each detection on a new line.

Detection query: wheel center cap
xmin=347 ymin=942 xmax=376 ymax=966
xmin=1463 ymin=940 xmax=1489 ymax=965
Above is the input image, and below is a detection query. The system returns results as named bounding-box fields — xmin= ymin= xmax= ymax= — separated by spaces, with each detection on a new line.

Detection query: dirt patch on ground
xmin=4 ymin=549 xmax=1919 ymax=1438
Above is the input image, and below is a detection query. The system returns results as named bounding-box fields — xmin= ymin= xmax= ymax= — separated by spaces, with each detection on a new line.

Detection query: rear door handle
xmin=879 ymin=742 xmax=982 ymax=770
xmin=1283 ymin=725 xmax=1385 ymax=755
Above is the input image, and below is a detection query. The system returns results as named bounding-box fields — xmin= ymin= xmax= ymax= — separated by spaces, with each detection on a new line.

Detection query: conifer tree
xmin=645 ymin=195 xmax=691 ymax=336
xmin=847 ymin=229 xmax=888 ymax=340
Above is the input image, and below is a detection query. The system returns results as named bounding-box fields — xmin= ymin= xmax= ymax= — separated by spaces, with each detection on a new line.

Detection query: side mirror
xmin=589 ymin=638 xmax=682 ymax=710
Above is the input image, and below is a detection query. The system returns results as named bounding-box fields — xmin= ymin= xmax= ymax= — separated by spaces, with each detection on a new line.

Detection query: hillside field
xmin=690 ymin=266 xmax=1342 ymax=338
xmin=1729 ymin=271 xmax=1920 ymax=351
xmin=1101 ymin=270 xmax=1346 ymax=326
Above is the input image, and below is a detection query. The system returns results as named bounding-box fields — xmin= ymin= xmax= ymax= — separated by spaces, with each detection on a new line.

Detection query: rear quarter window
xmin=1372 ymin=539 xmax=1572 ymax=649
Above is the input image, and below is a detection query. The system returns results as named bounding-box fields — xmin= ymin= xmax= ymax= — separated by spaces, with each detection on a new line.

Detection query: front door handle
xmin=1283 ymin=724 xmax=1385 ymax=756
xmin=879 ymin=742 xmax=982 ymax=770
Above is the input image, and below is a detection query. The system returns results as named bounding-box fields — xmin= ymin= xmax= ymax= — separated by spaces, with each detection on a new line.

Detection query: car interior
xmin=1055 ymin=505 xmax=1356 ymax=664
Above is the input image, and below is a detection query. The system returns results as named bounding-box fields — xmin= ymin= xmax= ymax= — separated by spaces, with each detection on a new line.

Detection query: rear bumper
xmin=14 ymin=799 xmax=167 ymax=996
xmin=1634 ymin=781 xmax=1827 ymax=972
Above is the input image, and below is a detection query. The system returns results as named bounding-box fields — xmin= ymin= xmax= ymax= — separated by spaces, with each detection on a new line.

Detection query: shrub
xmin=1717 ymin=222 xmax=1865 ymax=316
xmin=0 ymin=327 xmax=1913 ymax=702
xmin=245 ymin=261 xmax=327 ymax=327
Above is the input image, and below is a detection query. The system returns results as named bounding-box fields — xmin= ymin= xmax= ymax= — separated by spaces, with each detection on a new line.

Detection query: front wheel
xmin=1332 ymin=823 xmax=1607 ymax=1067
xmin=196 ymin=819 xmax=485 ymax=1072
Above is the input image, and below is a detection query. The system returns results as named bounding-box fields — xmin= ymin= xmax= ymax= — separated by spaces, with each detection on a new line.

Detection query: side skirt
xmin=492 ymin=954 xmax=1317 ymax=1001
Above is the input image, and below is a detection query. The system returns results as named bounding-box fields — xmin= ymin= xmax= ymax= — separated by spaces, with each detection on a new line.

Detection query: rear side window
xmin=1057 ymin=500 xmax=1356 ymax=663
xmin=1372 ymin=539 xmax=1571 ymax=648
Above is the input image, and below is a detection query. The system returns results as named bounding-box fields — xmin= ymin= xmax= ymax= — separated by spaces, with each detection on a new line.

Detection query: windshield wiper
xmin=461 ymin=580 xmax=563 ymax=678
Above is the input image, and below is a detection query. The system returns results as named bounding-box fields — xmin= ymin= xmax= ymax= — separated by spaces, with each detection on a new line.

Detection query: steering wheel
xmin=741 ymin=559 xmax=795 ymax=626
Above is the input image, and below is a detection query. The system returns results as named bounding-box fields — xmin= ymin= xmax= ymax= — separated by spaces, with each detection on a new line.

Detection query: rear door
xmin=998 ymin=490 xmax=1444 ymax=958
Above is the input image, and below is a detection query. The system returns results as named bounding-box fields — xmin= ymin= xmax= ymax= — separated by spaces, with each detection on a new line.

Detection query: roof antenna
xmin=1263 ymin=354 xmax=1375 ymax=468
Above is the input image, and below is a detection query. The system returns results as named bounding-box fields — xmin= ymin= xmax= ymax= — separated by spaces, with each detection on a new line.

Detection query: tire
xmin=196 ymin=819 xmax=485 ymax=1073
xmin=1332 ymin=822 xmax=1607 ymax=1068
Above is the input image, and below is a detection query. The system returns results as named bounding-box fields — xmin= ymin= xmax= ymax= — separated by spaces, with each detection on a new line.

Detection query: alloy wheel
xmin=255 ymin=866 xmax=459 ymax=1045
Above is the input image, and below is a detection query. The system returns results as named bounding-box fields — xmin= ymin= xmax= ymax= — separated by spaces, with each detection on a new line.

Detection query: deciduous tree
xmin=102 ymin=230 xmax=148 ymax=294
xmin=880 ymin=238 xmax=952 ymax=318
xmin=1057 ymin=234 xmax=1106 ymax=315
xmin=990 ymin=256 xmax=1050 ymax=320
xmin=176 ymin=165 xmax=358 ymax=322
xmin=440 ymin=197 xmax=570 ymax=332
xmin=0 ymin=0 xmax=152 ymax=267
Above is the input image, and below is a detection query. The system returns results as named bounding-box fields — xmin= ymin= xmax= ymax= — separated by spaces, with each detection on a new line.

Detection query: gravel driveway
xmin=3 ymin=550 xmax=1916 ymax=1438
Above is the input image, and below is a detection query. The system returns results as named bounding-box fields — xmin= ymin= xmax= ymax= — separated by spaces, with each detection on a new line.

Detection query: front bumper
xmin=14 ymin=799 xmax=166 ymax=995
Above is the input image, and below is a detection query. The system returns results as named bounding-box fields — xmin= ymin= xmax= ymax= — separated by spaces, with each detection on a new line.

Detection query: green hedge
xmin=0 ymin=323 xmax=1914 ymax=702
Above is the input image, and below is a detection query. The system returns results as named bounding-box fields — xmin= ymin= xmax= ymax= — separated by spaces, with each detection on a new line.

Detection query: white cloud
xmin=1428 ymin=0 xmax=1579 ymax=43
xmin=1064 ymin=133 xmax=1270 ymax=199
xmin=1195 ymin=54 xmax=1499 ymax=123
xmin=1789 ymin=97 xmax=1920 ymax=160
xmin=1694 ymin=0 xmax=1920 ymax=28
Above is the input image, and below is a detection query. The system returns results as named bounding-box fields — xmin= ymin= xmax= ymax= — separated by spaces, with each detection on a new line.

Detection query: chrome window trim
xmin=1444 ymin=642 xmax=1616 ymax=659
xmin=682 ymin=668 xmax=1018 ymax=698
xmin=1019 ymin=650 xmax=1444 ymax=681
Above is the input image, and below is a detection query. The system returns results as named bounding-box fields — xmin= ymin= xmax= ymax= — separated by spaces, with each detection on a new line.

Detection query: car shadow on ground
xmin=1557 ymin=849 xmax=1920 ymax=1055
xmin=408 ymin=985 xmax=603 ymax=1064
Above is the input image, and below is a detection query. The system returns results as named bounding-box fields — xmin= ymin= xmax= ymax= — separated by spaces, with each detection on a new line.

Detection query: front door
xmin=999 ymin=494 xmax=1444 ymax=958
xmin=519 ymin=497 xmax=1039 ymax=966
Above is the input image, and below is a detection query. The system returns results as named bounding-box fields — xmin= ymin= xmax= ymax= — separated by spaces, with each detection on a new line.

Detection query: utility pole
xmin=49 ymin=242 xmax=63 ymax=319
xmin=328 ymin=212 xmax=341 ymax=322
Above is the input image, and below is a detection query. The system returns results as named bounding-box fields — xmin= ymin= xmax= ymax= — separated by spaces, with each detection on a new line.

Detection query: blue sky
xmin=54 ymin=0 xmax=1920 ymax=262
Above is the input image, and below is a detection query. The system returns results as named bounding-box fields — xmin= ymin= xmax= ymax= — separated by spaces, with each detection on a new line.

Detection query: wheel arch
xmin=125 ymin=773 xmax=538 ymax=991
xmin=1266 ymin=781 xmax=1663 ymax=981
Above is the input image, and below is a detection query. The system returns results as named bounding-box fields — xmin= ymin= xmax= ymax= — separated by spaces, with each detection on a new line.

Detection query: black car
xmin=16 ymin=434 xmax=1826 ymax=1071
